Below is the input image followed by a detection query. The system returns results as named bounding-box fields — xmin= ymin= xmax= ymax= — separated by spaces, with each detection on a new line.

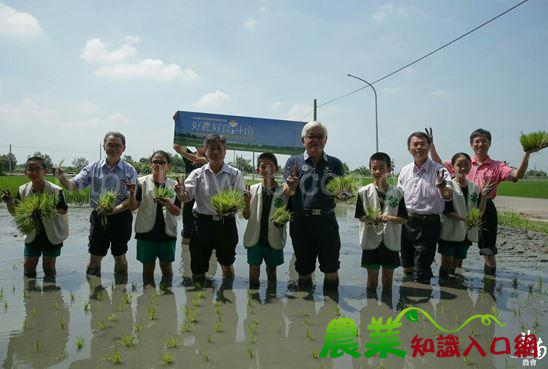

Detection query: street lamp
xmin=347 ymin=74 xmax=378 ymax=152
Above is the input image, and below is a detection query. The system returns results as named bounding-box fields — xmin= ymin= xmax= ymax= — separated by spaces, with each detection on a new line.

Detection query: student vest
xmin=358 ymin=184 xmax=403 ymax=251
xmin=440 ymin=180 xmax=480 ymax=243
xmin=19 ymin=181 xmax=69 ymax=245
xmin=243 ymin=183 xmax=287 ymax=250
xmin=134 ymin=175 xmax=178 ymax=238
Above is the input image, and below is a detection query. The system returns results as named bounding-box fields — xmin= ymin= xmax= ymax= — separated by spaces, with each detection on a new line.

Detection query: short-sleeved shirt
xmin=183 ymin=162 xmax=245 ymax=215
xmin=444 ymin=156 xmax=513 ymax=200
xmin=283 ymin=152 xmax=344 ymax=212
xmin=397 ymin=158 xmax=452 ymax=215
xmin=354 ymin=188 xmax=408 ymax=219
xmin=135 ymin=181 xmax=182 ymax=241
xmin=71 ymin=159 xmax=137 ymax=209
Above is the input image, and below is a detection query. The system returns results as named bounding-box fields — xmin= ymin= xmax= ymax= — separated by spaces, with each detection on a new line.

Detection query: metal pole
xmin=99 ymin=142 xmax=102 ymax=161
xmin=347 ymin=74 xmax=379 ymax=152
xmin=252 ymin=151 xmax=255 ymax=181
xmin=8 ymin=144 xmax=12 ymax=174
xmin=313 ymin=99 xmax=317 ymax=121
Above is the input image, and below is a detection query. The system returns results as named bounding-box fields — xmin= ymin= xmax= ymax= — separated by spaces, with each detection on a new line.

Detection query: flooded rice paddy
xmin=0 ymin=205 xmax=546 ymax=369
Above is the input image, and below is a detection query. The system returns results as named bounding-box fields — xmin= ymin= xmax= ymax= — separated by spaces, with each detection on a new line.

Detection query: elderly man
xmin=55 ymin=131 xmax=137 ymax=276
xmin=283 ymin=121 xmax=344 ymax=289
xmin=398 ymin=131 xmax=452 ymax=283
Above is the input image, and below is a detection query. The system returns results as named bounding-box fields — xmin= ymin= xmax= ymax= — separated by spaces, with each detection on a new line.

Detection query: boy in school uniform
xmin=429 ymin=128 xmax=541 ymax=275
xmin=355 ymin=152 xmax=407 ymax=292
xmin=55 ymin=131 xmax=137 ymax=275
xmin=243 ymin=152 xmax=287 ymax=288
xmin=2 ymin=157 xmax=69 ymax=278
xmin=177 ymin=134 xmax=245 ymax=282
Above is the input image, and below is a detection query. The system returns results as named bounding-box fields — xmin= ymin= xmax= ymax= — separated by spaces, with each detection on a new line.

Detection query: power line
xmin=304 ymin=0 xmax=530 ymax=119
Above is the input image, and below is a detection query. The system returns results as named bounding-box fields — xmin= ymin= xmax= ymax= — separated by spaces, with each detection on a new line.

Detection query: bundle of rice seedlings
xmin=210 ymin=190 xmax=245 ymax=215
xmin=97 ymin=191 xmax=117 ymax=227
xmin=364 ymin=206 xmax=383 ymax=225
xmin=466 ymin=207 xmax=482 ymax=230
xmin=153 ymin=186 xmax=175 ymax=201
xmin=520 ymin=131 xmax=548 ymax=152
xmin=13 ymin=193 xmax=58 ymax=235
xmin=270 ymin=207 xmax=291 ymax=228
xmin=325 ymin=177 xmax=358 ymax=202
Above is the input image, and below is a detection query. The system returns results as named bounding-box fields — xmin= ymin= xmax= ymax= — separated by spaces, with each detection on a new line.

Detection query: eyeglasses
xmin=152 ymin=160 xmax=167 ymax=165
xmin=105 ymin=143 xmax=123 ymax=149
xmin=305 ymin=135 xmax=325 ymax=141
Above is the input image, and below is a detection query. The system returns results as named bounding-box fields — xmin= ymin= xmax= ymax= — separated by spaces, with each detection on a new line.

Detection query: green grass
xmin=499 ymin=211 xmax=548 ymax=234
xmin=0 ymin=175 xmax=89 ymax=203
xmin=496 ymin=179 xmax=548 ymax=199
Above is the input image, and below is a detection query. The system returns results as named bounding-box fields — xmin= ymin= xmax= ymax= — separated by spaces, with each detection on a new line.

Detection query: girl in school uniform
xmin=127 ymin=150 xmax=181 ymax=287
xmin=355 ymin=152 xmax=407 ymax=292
xmin=438 ymin=152 xmax=491 ymax=277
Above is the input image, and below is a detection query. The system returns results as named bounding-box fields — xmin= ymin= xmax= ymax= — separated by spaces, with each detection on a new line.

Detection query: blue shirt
xmin=283 ymin=152 xmax=344 ymax=211
xmin=71 ymin=159 xmax=137 ymax=209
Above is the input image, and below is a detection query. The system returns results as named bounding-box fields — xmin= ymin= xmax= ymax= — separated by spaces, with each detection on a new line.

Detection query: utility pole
xmin=313 ymin=99 xmax=317 ymax=121
xmin=8 ymin=144 xmax=12 ymax=174
xmin=99 ymin=142 xmax=102 ymax=161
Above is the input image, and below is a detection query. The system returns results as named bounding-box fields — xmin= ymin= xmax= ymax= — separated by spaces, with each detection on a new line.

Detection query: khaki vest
xmin=440 ymin=180 xmax=480 ymax=243
xmin=358 ymin=184 xmax=403 ymax=251
xmin=19 ymin=181 xmax=69 ymax=245
xmin=134 ymin=175 xmax=178 ymax=238
xmin=243 ymin=183 xmax=287 ymax=250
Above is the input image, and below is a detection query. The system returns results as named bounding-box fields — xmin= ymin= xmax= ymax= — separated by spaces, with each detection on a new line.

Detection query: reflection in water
xmin=3 ymin=278 xmax=69 ymax=369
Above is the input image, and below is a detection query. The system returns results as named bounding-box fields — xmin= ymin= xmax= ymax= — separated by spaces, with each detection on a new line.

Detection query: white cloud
xmin=431 ymin=89 xmax=448 ymax=97
xmin=286 ymin=104 xmax=311 ymax=121
xmin=382 ymin=86 xmax=401 ymax=95
xmin=244 ymin=17 xmax=257 ymax=31
xmin=0 ymin=3 xmax=43 ymax=39
xmin=81 ymin=37 xmax=137 ymax=64
xmin=191 ymin=90 xmax=231 ymax=112
xmin=270 ymin=101 xmax=283 ymax=112
xmin=259 ymin=6 xmax=269 ymax=15
xmin=372 ymin=3 xmax=408 ymax=22
xmin=95 ymin=59 xmax=198 ymax=83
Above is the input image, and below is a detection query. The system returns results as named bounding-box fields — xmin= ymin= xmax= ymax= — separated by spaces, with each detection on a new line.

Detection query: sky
xmin=1 ymin=0 xmax=547 ymax=172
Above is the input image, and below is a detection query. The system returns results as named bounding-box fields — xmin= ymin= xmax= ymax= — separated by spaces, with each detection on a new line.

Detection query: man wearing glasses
xmin=55 ymin=131 xmax=137 ymax=276
xmin=283 ymin=121 xmax=344 ymax=291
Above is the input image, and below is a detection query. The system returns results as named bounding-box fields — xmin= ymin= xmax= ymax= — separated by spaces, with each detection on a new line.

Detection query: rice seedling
xmin=247 ymin=299 xmax=254 ymax=308
xmin=193 ymin=294 xmax=202 ymax=307
xmin=490 ymin=306 xmax=499 ymax=318
xmin=34 ymin=341 xmax=40 ymax=353
xmin=303 ymin=316 xmax=310 ymax=326
xmin=96 ymin=290 xmax=106 ymax=302
xmin=270 ymin=206 xmax=291 ymax=227
xmin=117 ymin=303 xmax=124 ymax=312
xmin=305 ymin=330 xmax=314 ymax=342
xmin=247 ymin=343 xmax=255 ymax=359
xmin=463 ymin=355 xmax=471 ymax=365
xmin=364 ymin=206 xmax=383 ymax=225
xmin=182 ymin=322 xmax=192 ymax=332
xmin=207 ymin=335 xmax=214 ymax=344
xmin=520 ymin=131 xmax=548 ymax=152
xmin=533 ymin=316 xmax=541 ymax=330
xmin=105 ymin=348 xmax=123 ymax=364
xmin=150 ymin=290 xmax=159 ymax=305
xmin=122 ymin=292 xmax=132 ymax=305
xmin=202 ymin=351 xmax=210 ymax=362
xmin=96 ymin=191 xmax=117 ymax=228
xmin=134 ymin=321 xmax=142 ymax=332
xmin=466 ymin=208 xmax=482 ymax=230
xmin=538 ymin=275 xmax=543 ymax=292
xmin=214 ymin=300 xmax=221 ymax=308
xmin=4 ymin=301 xmax=8 ymax=311
xmin=325 ymin=176 xmax=358 ymax=202
xmin=210 ymin=190 xmax=245 ymax=215
xmin=23 ymin=289 xmax=29 ymax=299
xmin=312 ymin=348 xmax=319 ymax=359
xmin=335 ymin=306 xmax=341 ymax=317
xmin=121 ymin=335 xmax=135 ymax=348
xmin=215 ymin=321 xmax=223 ymax=333
xmin=11 ymin=284 xmax=15 ymax=294
xmin=0 ymin=288 xmax=3 ymax=300
xmin=98 ymin=321 xmax=107 ymax=330
xmin=528 ymin=282 xmax=534 ymax=294
xmin=13 ymin=193 xmax=59 ymax=235
xmin=23 ymin=318 xmax=29 ymax=329
xmin=148 ymin=306 xmax=157 ymax=320
xmin=84 ymin=301 xmax=90 ymax=312
xmin=154 ymin=186 xmax=175 ymax=201
xmin=189 ymin=310 xmax=197 ymax=323
xmin=215 ymin=306 xmax=222 ymax=316
xmin=70 ymin=292 xmax=76 ymax=302
xmin=470 ymin=324 xmax=478 ymax=336
xmin=59 ymin=319 xmax=66 ymax=330
xmin=108 ymin=313 xmax=118 ymax=322
xmin=166 ymin=337 xmax=178 ymax=348
xmin=75 ymin=336 xmax=84 ymax=350
xmin=512 ymin=276 xmax=518 ymax=289
xmin=54 ymin=302 xmax=60 ymax=311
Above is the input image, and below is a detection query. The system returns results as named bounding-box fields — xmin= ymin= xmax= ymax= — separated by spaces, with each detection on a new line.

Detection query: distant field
xmin=496 ymin=179 xmax=548 ymax=199
xmin=0 ymin=175 xmax=89 ymax=204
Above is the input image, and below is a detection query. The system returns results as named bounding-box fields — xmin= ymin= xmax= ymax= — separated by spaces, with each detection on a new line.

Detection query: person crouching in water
xmin=127 ymin=151 xmax=181 ymax=288
xmin=243 ymin=152 xmax=288 ymax=289
xmin=438 ymin=152 xmax=491 ymax=278
xmin=355 ymin=152 xmax=407 ymax=293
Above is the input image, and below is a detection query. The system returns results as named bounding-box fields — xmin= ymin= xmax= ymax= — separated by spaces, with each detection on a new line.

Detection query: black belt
xmin=193 ymin=211 xmax=235 ymax=222
xmin=296 ymin=208 xmax=335 ymax=217
xmin=407 ymin=212 xmax=439 ymax=221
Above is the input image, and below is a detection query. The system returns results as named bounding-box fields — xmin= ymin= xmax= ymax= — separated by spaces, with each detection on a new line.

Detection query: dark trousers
xmin=181 ymin=200 xmax=195 ymax=239
xmin=478 ymin=199 xmax=498 ymax=256
xmin=401 ymin=215 xmax=441 ymax=280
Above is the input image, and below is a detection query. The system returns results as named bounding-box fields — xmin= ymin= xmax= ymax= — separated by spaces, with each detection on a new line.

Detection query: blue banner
xmin=173 ymin=111 xmax=306 ymax=155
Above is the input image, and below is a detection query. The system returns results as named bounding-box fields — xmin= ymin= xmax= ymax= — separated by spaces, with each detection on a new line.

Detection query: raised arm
xmin=173 ymin=144 xmax=208 ymax=165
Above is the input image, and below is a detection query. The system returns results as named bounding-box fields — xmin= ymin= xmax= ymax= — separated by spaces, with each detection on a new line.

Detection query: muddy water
xmin=0 ymin=205 xmax=546 ymax=369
